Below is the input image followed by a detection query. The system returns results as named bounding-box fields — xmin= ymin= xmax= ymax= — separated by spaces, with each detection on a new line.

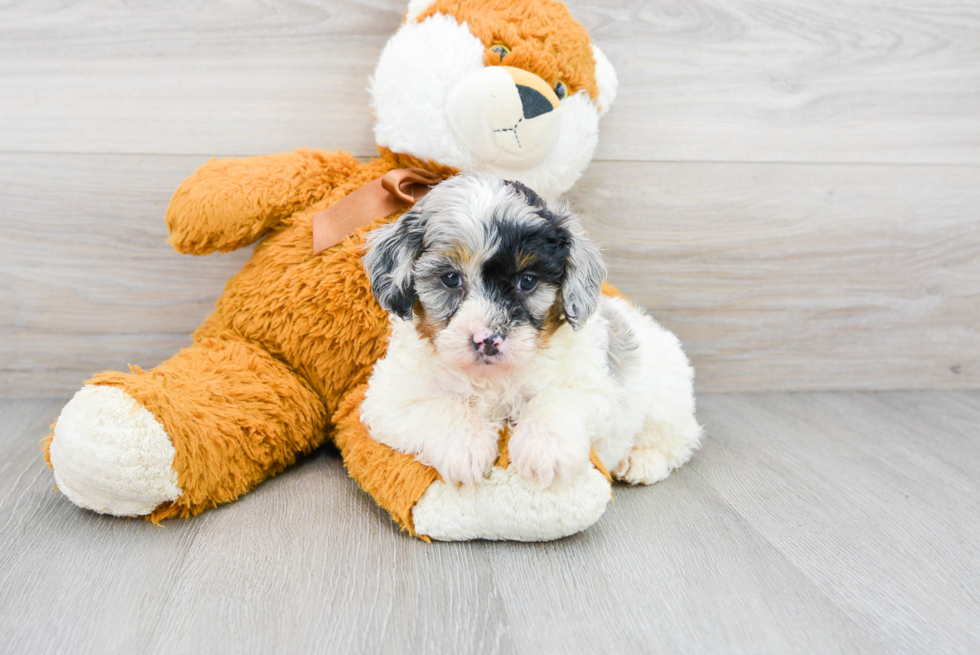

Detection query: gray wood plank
xmin=0 ymin=154 xmax=252 ymax=395
xmin=0 ymin=0 xmax=977 ymax=164
xmin=0 ymin=399 xmax=210 ymax=655
xmin=485 ymin=481 xmax=883 ymax=654
xmin=693 ymin=391 xmax=980 ymax=654
xmin=595 ymin=0 xmax=980 ymax=164
xmin=137 ymin=458 xmax=518 ymax=655
xmin=4 ymin=392 xmax=979 ymax=653
xmin=2 ymin=153 xmax=976 ymax=395
xmin=0 ymin=0 xmax=387 ymax=158
xmin=572 ymin=161 xmax=980 ymax=392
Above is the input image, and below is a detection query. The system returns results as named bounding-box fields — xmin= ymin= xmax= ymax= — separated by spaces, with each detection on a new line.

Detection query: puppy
xmin=361 ymin=173 xmax=702 ymax=488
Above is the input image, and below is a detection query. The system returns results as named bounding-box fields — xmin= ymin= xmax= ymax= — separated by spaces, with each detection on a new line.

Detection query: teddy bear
xmin=43 ymin=0 xmax=627 ymax=541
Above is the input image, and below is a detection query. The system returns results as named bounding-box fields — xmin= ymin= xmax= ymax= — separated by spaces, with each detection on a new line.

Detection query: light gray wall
xmin=1 ymin=0 xmax=977 ymax=396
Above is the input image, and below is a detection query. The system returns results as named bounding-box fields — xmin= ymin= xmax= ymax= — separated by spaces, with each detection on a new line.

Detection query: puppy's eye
xmin=490 ymin=44 xmax=510 ymax=61
xmin=517 ymin=274 xmax=538 ymax=292
xmin=441 ymin=272 xmax=462 ymax=289
xmin=554 ymin=81 xmax=568 ymax=100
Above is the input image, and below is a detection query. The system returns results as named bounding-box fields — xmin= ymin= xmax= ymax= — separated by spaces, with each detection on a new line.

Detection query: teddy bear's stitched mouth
xmin=493 ymin=117 xmax=523 ymax=148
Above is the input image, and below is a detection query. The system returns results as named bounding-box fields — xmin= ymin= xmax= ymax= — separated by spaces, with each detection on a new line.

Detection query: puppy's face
xmin=364 ymin=173 xmax=606 ymax=378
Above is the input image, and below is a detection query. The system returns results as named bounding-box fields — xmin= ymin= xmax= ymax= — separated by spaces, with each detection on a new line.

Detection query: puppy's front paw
xmin=425 ymin=426 xmax=500 ymax=487
xmin=509 ymin=420 xmax=590 ymax=488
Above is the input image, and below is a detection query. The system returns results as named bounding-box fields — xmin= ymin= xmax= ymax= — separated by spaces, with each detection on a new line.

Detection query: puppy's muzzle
xmin=446 ymin=66 xmax=561 ymax=171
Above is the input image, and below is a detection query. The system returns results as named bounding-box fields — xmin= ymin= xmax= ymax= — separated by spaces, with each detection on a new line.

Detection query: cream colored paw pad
xmin=50 ymin=385 xmax=181 ymax=516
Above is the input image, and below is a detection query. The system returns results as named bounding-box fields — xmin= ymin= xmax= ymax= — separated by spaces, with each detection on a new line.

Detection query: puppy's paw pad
xmin=613 ymin=448 xmax=672 ymax=485
xmin=430 ymin=431 xmax=499 ymax=487
xmin=434 ymin=456 xmax=486 ymax=487
xmin=509 ymin=423 xmax=589 ymax=489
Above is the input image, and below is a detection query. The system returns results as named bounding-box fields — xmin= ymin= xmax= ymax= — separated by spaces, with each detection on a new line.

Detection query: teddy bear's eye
xmin=554 ymin=81 xmax=568 ymax=100
xmin=490 ymin=44 xmax=510 ymax=62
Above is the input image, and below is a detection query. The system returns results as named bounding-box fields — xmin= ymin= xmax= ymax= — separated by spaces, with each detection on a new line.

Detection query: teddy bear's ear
xmin=592 ymin=45 xmax=619 ymax=118
xmin=404 ymin=0 xmax=437 ymax=23
xmin=363 ymin=210 xmax=426 ymax=320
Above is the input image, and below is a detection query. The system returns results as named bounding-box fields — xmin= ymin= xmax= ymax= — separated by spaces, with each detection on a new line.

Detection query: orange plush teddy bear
xmin=44 ymin=0 xmax=625 ymax=541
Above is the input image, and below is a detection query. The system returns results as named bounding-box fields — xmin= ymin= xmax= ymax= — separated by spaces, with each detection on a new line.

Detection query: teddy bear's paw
xmin=411 ymin=465 xmax=611 ymax=542
xmin=49 ymin=385 xmax=182 ymax=516
xmin=611 ymin=447 xmax=674 ymax=485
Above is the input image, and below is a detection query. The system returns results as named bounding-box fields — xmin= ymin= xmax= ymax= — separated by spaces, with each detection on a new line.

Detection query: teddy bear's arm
xmin=166 ymin=148 xmax=361 ymax=255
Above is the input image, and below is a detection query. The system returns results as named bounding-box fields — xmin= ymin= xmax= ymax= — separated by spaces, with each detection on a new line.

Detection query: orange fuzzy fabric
xmin=333 ymin=385 xmax=439 ymax=538
xmin=417 ymin=0 xmax=600 ymax=105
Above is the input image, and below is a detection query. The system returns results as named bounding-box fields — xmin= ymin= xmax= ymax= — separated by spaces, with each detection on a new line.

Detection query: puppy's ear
xmin=363 ymin=209 xmax=426 ymax=320
xmin=559 ymin=213 xmax=606 ymax=329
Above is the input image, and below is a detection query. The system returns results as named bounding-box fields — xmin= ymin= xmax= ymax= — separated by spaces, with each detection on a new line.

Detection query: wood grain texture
xmin=593 ymin=0 xmax=980 ymax=164
xmin=0 ymin=0 xmax=977 ymax=163
xmin=2 ymin=153 xmax=976 ymax=395
xmin=572 ymin=161 xmax=980 ymax=391
xmin=2 ymin=392 xmax=979 ymax=653
xmin=1 ymin=0 xmax=978 ymax=394
xmin=693 ymin=392 xmax=980 ymax=653
xmin=0 ymin=154 xmax=252 ymax=394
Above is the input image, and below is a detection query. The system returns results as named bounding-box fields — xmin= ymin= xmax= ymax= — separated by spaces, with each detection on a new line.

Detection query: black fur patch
xmin=363 ymin=209 xmax=426 ymax=320
xmin=503 ymin=180 xmax=547 ymax=211
xmin=481 ymin=212 xmax=571 ymax=330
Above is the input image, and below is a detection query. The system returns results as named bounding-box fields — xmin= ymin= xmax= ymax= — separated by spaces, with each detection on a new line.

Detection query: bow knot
xmin=312 ymin=167 xmax=441 ymax=254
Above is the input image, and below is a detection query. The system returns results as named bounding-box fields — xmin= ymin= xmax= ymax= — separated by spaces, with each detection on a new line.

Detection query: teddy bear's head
xmin=371 ymin=0 xmax=618 ymax=200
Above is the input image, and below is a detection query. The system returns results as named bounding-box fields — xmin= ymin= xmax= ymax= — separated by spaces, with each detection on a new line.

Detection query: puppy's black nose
xmin=472 ymin=333 xmax=503 ymax=357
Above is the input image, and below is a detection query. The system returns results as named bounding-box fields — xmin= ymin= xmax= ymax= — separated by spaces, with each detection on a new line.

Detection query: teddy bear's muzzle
xmin=445 ymin=65 xmax=561 ymax=172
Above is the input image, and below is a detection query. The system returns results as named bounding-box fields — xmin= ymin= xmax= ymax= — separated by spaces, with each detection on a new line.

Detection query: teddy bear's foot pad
xmin=49 ymin=385 xmax=181 ymax=516
xmin=412 ymin=466 xmax=611 ymax=542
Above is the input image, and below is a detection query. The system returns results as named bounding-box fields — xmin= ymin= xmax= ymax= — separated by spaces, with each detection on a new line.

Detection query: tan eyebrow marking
xmin=516 ymin=250 xmax=538 ymax=270
xmin=448 ymin=243 xmax=473 ymax=267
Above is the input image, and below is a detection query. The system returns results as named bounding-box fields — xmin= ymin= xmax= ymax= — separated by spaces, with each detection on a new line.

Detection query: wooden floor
xmin=2 ymin=391 xmax=978 ymax=654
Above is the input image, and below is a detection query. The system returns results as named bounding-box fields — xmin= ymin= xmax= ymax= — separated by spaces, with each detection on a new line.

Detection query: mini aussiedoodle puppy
xmin=361 ymin=173 xmax=701 ymax=488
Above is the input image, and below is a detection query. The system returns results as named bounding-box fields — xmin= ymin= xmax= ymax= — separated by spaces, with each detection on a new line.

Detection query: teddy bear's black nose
xmin=517 ymin=85 xmax=554 ymax=120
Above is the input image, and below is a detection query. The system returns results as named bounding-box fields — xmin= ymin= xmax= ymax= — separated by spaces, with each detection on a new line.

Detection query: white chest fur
xmin=363 ymin=301 xmax=630 ymax=470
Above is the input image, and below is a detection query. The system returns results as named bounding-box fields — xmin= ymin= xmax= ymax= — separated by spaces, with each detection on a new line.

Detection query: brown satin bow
xmin=312 ymin=167 xmax=441 ymax=254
